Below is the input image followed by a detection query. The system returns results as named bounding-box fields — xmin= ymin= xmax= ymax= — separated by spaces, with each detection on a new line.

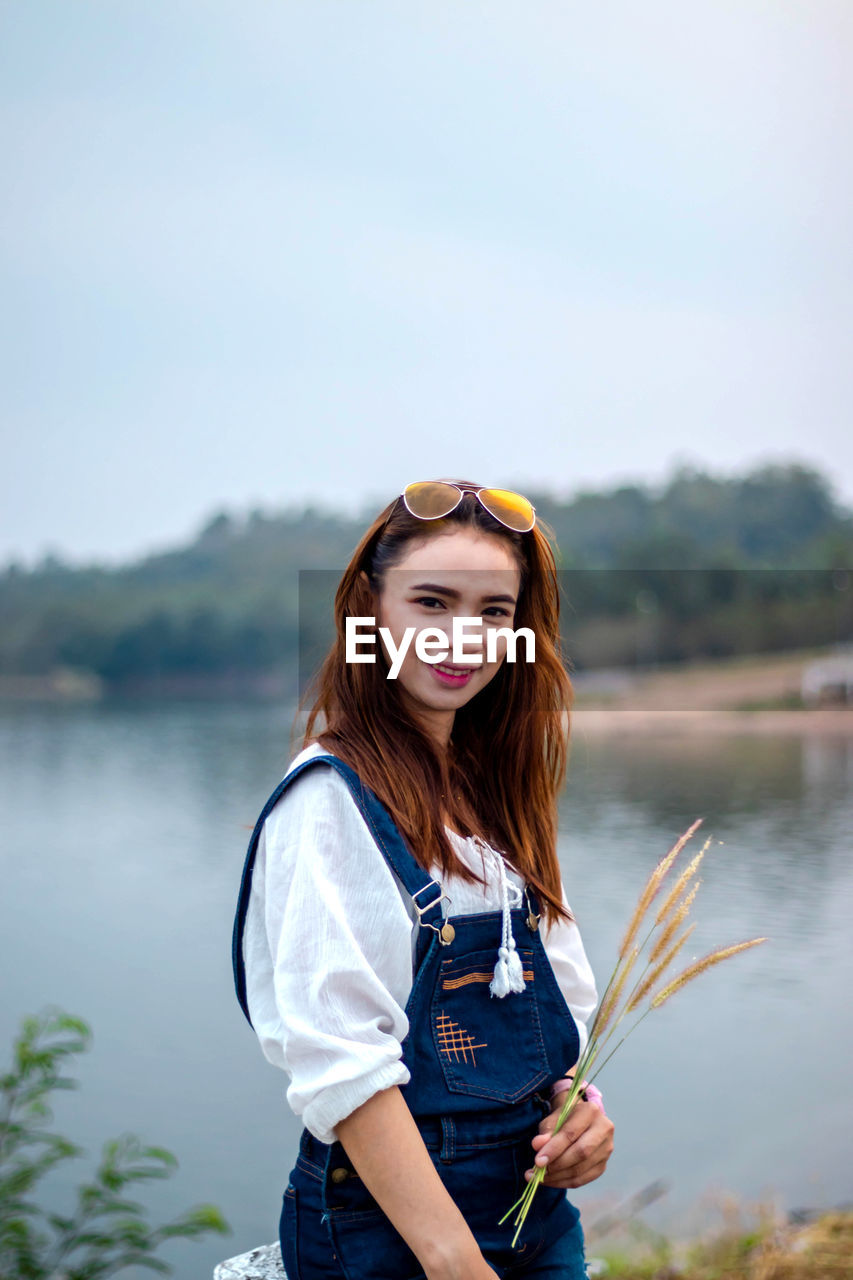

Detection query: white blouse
xmin=242 ymin=741 xmax=598 ymax=1146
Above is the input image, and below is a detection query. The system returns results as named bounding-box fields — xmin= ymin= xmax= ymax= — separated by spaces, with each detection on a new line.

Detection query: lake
xmin=1 ymin=699 xmax=851 ymax=1277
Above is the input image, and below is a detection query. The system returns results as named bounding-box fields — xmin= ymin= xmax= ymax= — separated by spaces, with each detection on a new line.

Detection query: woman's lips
xmin=428 ymin=662 xmax=476 ymax=687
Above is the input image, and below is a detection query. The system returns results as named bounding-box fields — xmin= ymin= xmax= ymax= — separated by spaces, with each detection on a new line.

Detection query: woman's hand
xmin=525 ymin=1095 xmax=614 ymax=1189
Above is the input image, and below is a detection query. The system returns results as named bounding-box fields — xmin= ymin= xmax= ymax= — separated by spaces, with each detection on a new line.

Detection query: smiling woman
xmin=230 ymin=479 xmax=613 ymax=1280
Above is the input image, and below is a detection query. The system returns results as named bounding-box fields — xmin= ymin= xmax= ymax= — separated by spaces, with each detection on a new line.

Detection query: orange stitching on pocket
xmin=442 ymin=970 xmax=534 ymax=989
xmin=435 ymin=1012 xmax=487 ymax=1065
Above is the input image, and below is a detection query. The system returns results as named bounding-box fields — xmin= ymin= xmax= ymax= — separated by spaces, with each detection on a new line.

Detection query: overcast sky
xmin=2 ymin=1 xmax=851 ymax=567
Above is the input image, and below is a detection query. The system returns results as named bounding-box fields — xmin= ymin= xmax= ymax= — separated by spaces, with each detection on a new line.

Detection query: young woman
xmin=232 ymin=479 xmax=615 ymax=1280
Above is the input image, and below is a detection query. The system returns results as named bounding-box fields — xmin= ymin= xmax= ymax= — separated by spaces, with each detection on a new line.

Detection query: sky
xmin=2 ymin=1 xmax=851 ymax=568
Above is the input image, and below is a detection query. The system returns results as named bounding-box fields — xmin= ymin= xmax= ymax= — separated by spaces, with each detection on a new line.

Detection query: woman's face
xmin=368 ymin=527 xmax=522 ymax=748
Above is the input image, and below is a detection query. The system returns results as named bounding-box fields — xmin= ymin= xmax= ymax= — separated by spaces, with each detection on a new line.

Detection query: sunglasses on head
xmin=400 ymin=481 xmax=536 ymax=533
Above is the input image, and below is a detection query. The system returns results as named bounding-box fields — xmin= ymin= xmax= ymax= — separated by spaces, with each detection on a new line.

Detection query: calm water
xmin=1 ymin=700 xmax=851 ymax=1277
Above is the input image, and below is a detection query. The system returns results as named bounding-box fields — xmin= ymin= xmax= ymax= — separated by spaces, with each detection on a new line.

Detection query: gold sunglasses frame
xmin=401 ymin=481 xmax=536 ymax=533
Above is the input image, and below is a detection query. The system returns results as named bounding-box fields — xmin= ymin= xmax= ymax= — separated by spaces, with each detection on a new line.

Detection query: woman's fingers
xmin=532 ymin=1098 xmax=603 ymax=1164
xmin=526 ymin=1157 xmax=609 ymax=1189
xmin=526 ymin=1153 xmax=610 ymax=1188
xmin=528 ymin=1102 xmax=615 ymax=1188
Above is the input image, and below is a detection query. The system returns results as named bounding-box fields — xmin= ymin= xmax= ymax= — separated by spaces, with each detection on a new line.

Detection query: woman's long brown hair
xmin=296 ymin=478 xmax=575 ymax=930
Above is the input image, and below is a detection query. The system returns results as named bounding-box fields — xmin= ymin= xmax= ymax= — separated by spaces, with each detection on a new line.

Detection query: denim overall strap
xmin=231 ymin=752 xmax=443 ymax=1026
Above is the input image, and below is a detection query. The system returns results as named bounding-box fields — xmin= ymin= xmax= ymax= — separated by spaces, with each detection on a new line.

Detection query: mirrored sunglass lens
xmin=479 ymin=489 xmax=535 ymax=531
xmin=404 ymin=482 xmax=461 ymax=519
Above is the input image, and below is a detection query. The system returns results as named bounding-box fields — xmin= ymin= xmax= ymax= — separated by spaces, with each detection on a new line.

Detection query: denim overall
xmin=232 ymin=754 xmax=587 ymax=1280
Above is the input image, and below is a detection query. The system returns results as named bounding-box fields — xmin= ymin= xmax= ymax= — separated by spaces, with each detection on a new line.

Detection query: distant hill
xmin=1 ymin=461 xmax=850 ymax=697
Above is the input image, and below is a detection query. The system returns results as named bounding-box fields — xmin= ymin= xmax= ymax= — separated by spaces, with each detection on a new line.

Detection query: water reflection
xmin=0 ymin=701 xmax=850 ymax=1274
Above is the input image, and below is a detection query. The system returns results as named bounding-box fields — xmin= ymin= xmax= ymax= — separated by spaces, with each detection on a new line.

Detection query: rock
xmin=213 ymin=1241 xmax=286 ymax=1280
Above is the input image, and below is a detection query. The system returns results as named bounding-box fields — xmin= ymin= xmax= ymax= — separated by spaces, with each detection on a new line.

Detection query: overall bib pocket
xmin=430 ymin=946 xmax=550 ymax=1103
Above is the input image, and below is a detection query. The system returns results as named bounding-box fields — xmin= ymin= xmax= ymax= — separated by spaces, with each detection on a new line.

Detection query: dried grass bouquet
xmin=500 ymin=818 xmax=767 ymax=1246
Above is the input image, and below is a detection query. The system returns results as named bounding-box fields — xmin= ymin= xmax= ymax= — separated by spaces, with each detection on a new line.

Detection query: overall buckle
xmin=411 ymin=880 xmax=455 ymax=945
xmin=524 ymin=887 xmax=541 ymax=932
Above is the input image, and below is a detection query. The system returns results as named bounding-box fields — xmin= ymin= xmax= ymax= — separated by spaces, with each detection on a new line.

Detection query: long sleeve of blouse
xmin=241 ymin=746 xmax=598 ymax=1146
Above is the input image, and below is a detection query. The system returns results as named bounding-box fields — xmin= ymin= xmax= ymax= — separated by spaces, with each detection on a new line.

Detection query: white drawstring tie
xmin=471 ymin=836 xmax=526 ymax=998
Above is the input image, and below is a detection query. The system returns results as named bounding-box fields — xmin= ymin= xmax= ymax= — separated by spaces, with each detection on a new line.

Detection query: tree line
xmin=1 ymin=462 xmax=850 ymax=696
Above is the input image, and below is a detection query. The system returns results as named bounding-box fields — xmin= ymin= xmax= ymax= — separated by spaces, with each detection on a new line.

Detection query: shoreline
xmin=2 ymin=647 xmax=851 ymax=736
xmin=571 ymin=704 xmax=853 ymax=735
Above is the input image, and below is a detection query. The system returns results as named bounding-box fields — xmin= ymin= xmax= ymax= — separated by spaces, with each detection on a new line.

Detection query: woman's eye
xmin=411 ymin=598 xmax=511 ymax=618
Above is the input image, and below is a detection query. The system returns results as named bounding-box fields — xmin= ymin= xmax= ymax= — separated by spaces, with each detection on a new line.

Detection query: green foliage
xmin=0 ymin=1007 xmax=229 ymax=1280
